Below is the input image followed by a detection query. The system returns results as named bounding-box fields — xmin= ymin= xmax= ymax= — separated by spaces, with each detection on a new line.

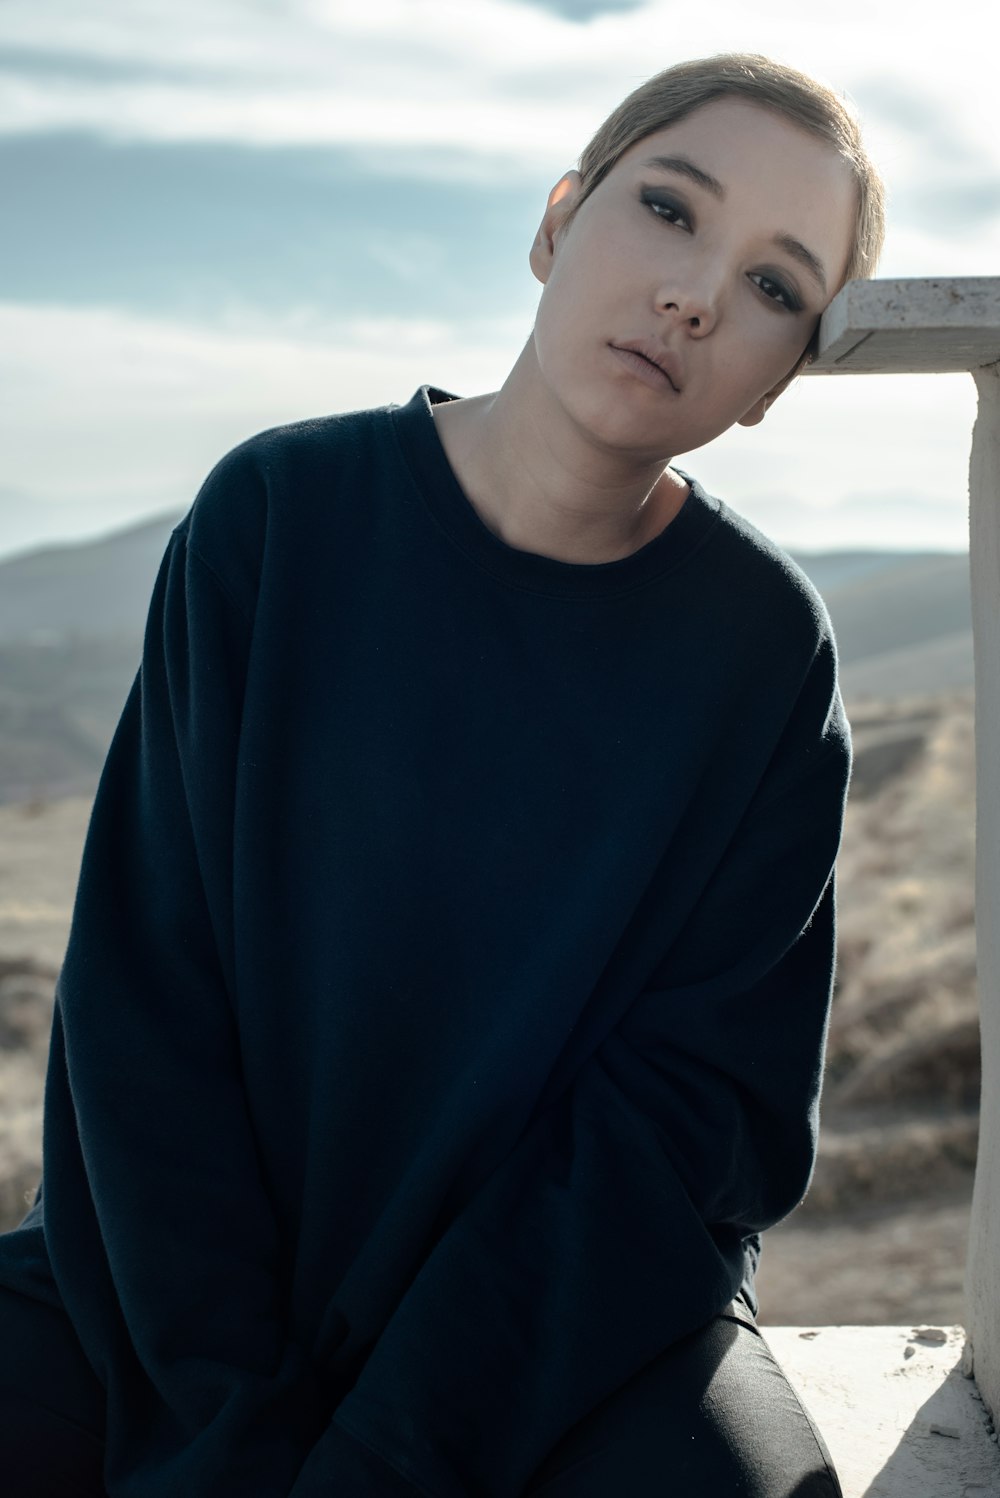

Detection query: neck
xmin=431 ymin=339 xmax=690 ymax=565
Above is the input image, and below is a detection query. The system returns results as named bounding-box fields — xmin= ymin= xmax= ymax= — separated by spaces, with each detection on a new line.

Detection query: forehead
xmin=614 ymin=96 xmax=858 ymax=288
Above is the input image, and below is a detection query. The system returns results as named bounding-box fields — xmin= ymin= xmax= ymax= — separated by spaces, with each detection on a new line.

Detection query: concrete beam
xmin=808 ymin=278 xmax=1000 ymax=374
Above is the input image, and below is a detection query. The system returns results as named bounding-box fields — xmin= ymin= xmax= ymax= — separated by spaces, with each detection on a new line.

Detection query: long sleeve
xmin=39 ymin=521 xmax=327 ymax=1495
xmin=290 ymin=673 xmax=851 ymax=1497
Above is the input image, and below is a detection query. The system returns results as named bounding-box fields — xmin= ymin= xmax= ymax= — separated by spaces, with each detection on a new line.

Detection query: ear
xmin=736 ymin=349 xmax=814 ymax=428
xmin=529 ymin=170 xmax=583 ymax=286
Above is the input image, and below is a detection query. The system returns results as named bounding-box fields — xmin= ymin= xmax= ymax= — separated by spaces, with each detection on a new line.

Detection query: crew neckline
xmin=388 ymin=385 xmax=721 ymax=601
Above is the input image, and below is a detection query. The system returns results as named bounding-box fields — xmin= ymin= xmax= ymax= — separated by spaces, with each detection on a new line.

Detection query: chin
xmin=573 ymin=394 xmax=679 ymax=459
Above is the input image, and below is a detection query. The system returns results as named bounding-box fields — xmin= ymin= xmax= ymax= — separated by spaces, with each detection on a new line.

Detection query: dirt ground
xmin=755 ymin=1184 xmax=973 ymax=1327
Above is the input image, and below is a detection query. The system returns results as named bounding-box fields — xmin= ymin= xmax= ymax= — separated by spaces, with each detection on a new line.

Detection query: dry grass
xmin=757 ymin=688 xmax=979 ymax=1323
xmin=818 ymin=690 xmax=979 ymax=1199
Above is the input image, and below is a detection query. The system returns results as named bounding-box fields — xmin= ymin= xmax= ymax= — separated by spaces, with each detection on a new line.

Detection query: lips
xmin=610 ymin=340 xmax=683 ymax=393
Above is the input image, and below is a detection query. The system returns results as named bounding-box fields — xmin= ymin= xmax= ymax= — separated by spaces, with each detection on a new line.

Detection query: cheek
xmin=738 ymin=316 xmax=814 ymax=388
xmin=533 ymin=268 xmax=593 ymax=369
xmin=531 ymin=293 xmax=570 ymax=379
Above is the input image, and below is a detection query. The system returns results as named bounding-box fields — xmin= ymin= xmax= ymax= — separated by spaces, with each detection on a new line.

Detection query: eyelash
xmin=639 ymin=189 xmax=804 ymax=314
xmin=749 ymin=273 xmax=803 ymax=314
xmin=641 ymin=189 xmax=692 ymax=231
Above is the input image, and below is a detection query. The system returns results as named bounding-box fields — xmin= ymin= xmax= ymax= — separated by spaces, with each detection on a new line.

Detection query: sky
xmin=1 ymin=0 xmax=997 ymax=561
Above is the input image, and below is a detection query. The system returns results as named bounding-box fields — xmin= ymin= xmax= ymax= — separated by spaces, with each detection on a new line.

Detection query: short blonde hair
xmin=573 ymin=52 xmax=885 ymax=291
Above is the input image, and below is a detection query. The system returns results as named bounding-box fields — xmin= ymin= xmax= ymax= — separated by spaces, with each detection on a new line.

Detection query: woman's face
xmin=529 ymin=96 xmax=858 ymax=463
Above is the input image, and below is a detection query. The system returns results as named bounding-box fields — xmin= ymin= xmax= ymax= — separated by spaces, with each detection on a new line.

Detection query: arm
xmin=41 ymin=519 xmax=325 ymax=1495
xmin=290 ymin=681 xmax=852 ymax=1497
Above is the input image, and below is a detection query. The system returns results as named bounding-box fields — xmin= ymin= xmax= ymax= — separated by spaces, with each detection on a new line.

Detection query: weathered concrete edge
xmin=762 ymin=1325 xmax=1000 ymax=1498
xmin=808 ymin=276 xmax=1000 ymax=373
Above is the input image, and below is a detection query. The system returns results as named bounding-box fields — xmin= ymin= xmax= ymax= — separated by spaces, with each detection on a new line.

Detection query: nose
xmin=656 ymin=277 xmax=718 ymax=336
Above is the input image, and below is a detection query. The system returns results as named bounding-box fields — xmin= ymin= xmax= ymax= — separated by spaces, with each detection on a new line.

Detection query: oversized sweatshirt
xmin=0 ymin=386 xmax=851 ymax=1497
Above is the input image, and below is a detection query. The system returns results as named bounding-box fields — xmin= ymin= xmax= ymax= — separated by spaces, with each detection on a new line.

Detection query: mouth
xmin=609 ymin=341 xmax=682 ymax=394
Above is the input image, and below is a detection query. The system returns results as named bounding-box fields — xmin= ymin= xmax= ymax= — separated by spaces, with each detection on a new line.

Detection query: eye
xmin=749 ymin=272 xmax=803 ymax=313
xmin=640 ymin=189 xmax=692 ymax=231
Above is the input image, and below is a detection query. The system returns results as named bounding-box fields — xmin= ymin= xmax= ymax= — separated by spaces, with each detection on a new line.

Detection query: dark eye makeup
xmin=638 ymin=186 xmax=805 ymax=315
xmin=749 ymin=273 xmax=803 ymax=313
xmin=640 ymin=188 xmax=692 ymax=230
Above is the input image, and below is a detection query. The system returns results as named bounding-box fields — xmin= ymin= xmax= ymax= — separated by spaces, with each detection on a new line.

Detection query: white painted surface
xmin=763 ymin=1325 xmax=1000 ymax=1497
xmin=804 ymin=277 xmax=1000 ymax=1455
xmin=810 ymin=279 xmax=1000 ymax=374
xmin=966 ymin=362 xmax=1000 ymax=1432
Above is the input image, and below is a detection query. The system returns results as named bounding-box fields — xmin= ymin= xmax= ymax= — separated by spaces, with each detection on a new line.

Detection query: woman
xmin=0 ymin=52 xmax=883 ymax=1497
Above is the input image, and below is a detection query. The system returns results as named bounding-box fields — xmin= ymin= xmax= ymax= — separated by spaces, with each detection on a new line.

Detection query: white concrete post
xmin=967 ymin=360 xmax=1000 ymax=1420
xmin=808 ymin=278 xmax=1000 ymax=1425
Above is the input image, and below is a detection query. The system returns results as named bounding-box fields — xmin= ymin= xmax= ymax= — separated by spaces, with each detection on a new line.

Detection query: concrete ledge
xmin=809 ymin=277 xmax=1000 ymax=373
xmin=762 ymin=1324 xmax=1000 ymax=1496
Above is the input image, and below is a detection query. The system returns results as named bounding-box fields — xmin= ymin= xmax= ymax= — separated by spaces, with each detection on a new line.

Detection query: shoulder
xmin=683 ymin=481 xmax=850 ymax=794
xmin=707 ymin=494 xmax=835 ymax=655
xmin=170 ymin=400 xmax=399 ymax=619
xmin=731 ymin=510 xmax=850 ymax=799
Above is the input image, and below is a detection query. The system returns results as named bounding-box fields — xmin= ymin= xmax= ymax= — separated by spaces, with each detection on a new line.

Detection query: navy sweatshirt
xmin=0 ymin=386 xmax=851 ymax=1496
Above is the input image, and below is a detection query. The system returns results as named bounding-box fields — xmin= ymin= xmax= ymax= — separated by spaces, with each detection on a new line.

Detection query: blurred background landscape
xmin=0 ymin=516 xmax=979 ymax=1325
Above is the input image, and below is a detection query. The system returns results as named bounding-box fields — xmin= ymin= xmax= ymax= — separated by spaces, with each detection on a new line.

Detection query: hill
xmin=809 ymin=550 xmax=973 ymax=702
xmin=0 ymin=511 xmax=183 ymax=644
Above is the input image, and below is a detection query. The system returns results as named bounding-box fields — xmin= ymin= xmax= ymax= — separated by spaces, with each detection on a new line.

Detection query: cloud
xmin=856 ymin=76 xmax=978 ymax=161
xmin=854 ymin=75 xmax=1000 ymax=241
xmin=0 ymin=132 xmax=548 ymax=322
xmin=4 ymin=0 xmax=999 ymax=285
xmin=3 ymin=1 xmax=998 ymax=214
xmin=0 ymin=0 xmax=610 ymax=165
xmin=518 ymin=0 xmax=647 ymax=18
xmin=898 ymin=181 xmax=1000 ymax=233
xmin=0 ymin=300 xmax=527 ymax=557
xmin=0 ymin=43 xmax=195 ymax=84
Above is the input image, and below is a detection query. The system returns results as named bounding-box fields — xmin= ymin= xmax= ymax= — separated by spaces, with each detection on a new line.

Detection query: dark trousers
xmin=0 ymin=1284 xmax=842 ymax=1496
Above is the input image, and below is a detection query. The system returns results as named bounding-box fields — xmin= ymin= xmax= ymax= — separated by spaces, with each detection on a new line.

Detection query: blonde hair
xmin=573 ymin=52 xmax=885 ymax=291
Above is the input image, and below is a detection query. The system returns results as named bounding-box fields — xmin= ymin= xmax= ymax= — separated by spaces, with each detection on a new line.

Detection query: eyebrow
xmin=640 ymin=153 xmax=830 ymax=297
xmin=771 ymin=232 xmax=828 ymax=297
xmin=641 ymin=154 xmax=725 ymax=198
